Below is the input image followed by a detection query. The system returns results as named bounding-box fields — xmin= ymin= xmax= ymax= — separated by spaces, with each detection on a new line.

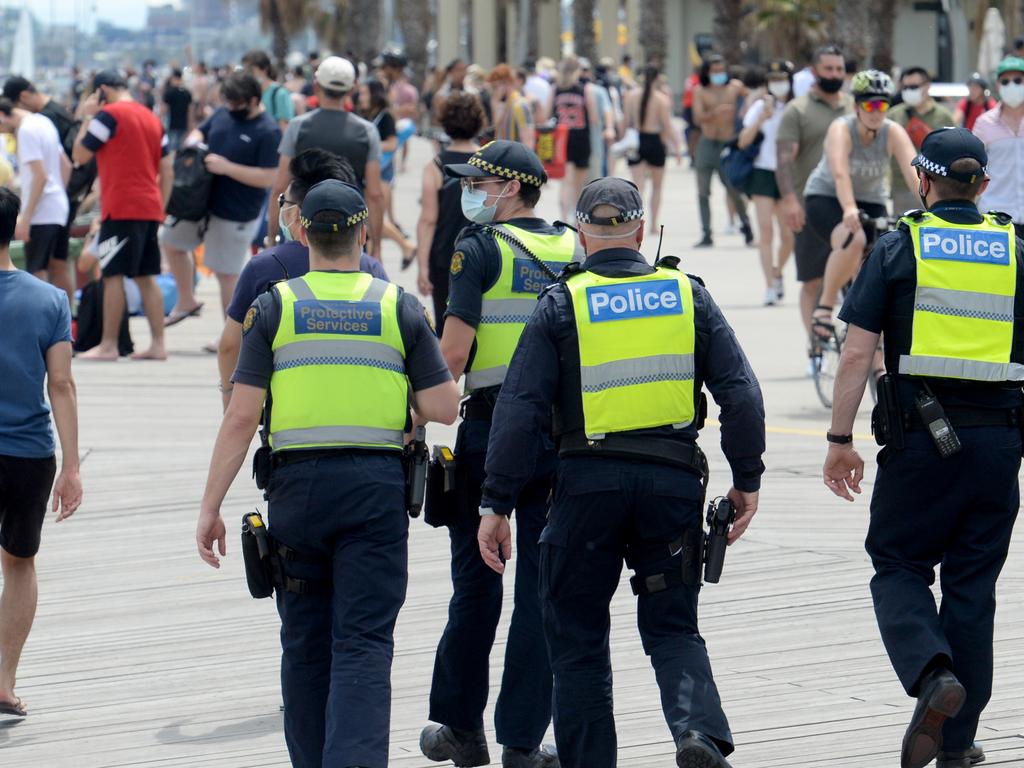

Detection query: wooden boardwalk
xmin=3 ymin=138 xmax=1023 ymax=767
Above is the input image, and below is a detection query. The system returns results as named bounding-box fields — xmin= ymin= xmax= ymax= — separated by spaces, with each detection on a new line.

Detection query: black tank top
xmin=429 ymin=149 xmax=474 ymax=274
xmin=554 ymin=84 xmax=589 ymax=132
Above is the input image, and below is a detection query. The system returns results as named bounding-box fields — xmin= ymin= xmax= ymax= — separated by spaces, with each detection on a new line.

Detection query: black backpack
xmin=73 ymin=280 xmax=134 ymax=357
xmin=166 ymin=144 xmax=213 ymax=222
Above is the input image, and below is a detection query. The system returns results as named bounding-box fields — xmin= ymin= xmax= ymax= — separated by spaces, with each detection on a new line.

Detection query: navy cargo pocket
xmin=538 ymin=524 xmax=571 ymax=601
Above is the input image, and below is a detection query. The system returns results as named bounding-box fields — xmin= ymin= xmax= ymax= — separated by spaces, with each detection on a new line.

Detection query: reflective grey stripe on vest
xmin=362 ymin=278 xmax=389 ymax=302
xmin=273 ymin=339 xmax=405 ymax=373
xmin=286 ymin=276 xmax=315 ymax=300
xmin=581 ymin=353 xmax=696 ymax=393
xmin=898 ymin=355 xmax=1024 ymax=382
xmin=479 ymin=297 xmax=539 ymax=324
xmin=914 ymin=287 xmax=1014 ymax=323
xmin=465 ymin=365 xmax=508 ymax=389
xmin=272 ymin=425 xmax=404 ymax=449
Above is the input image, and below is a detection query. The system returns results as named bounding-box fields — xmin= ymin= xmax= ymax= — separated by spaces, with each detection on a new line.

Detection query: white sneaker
xmin=724 ymin=223 xmax=738 ymax=235
xmin=763 ymin=287 xmax=778 ymax=306
xmin=773 ymin=276 xmax=784 ymax=301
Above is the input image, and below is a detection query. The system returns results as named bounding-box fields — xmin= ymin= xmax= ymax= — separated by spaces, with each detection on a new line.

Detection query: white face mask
xmin=901 ymin=86 xmax=924 ymax=107
xmin=767 ymin=81 xmax=790 ymax=99
xmin=1001 ymin=81 xmax=1024 ymax=108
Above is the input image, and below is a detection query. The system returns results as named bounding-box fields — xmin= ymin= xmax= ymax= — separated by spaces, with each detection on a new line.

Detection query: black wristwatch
xmin=826 ymin=432 xmax=853 ymax=445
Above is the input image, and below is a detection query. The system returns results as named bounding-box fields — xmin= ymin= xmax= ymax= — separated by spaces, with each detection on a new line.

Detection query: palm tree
xmin=397 ymin=0 xmax=434 ymax=85
xmin=640 ymin=0 xmax=666 ymax=66
xmin=753 ymin=0 xmax=831 ymax=62
xmin=573 ymin=0 xmax=597 ymax=60
xmin=713 ymin=0 xmax=744 ymax=64
xmin=831 ymin=1 xmax=871 ymax=70
xmin=868 ymin=0 xmax=896 ymax=73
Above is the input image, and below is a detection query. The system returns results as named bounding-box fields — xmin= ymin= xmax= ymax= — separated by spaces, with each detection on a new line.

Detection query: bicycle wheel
xmin=812 ymin=318 xmax=846 ymax=409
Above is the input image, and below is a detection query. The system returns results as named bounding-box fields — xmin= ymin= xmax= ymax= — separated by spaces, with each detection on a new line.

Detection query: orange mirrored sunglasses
xmin=859 ymin=99 xmax=890 ymax=113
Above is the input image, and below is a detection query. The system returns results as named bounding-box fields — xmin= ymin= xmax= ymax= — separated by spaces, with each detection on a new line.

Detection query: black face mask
xmin=918 ymin=178 xmax=929 ymax=210
xmin=818 ymin=77 xmax=844 ymax=94
xmin=228 ymin=107 xmax=250 ymax=121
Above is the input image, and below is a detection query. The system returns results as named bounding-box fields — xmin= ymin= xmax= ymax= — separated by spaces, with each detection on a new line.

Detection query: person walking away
xmin=420 ymin=141 xmax=577 ymax=768
xmin=267 ymin=57 xmax=385 ymax=258
xmin=738 ymin=60 xmax=795 ymax=306
xmin=477 ymin=177 xmax=766 ymax=768
xmin=824 ymin=127 xmax=1020 ymax=768
xmin=72 ymin=70 xmax=172 ymax=361
xmin=551 ymin=56 xmax=600 ymax=221
xmin=625 ymin=65 xmax=681 ymax=235
xmin=0 ymin=186 xmax=82 ymax=719
xmin=241 ymin=49 xmax=295 ymax=132
xmin=953 ymin=74 xmax=995 ymax=132
xmin=197 ymin=179 xmax=459 ymax=768
xmin=692 ymin=54 xmax=753 ymax=247
xmin=381 ymin=53 xmax=420 ymax=173
xmin=803 ymin=70 xmax=918 ymax=337
xmin=488 ymin=64 xmax=536 ymax=148
xmin=0 ymin=99 xmax=72 ymax=307
xmin=414 ymin=93 xmax=482 ymax=335
xmin=161 ymin=73 xmax=280 ymax=344
xmin=973 ymin=57 xmax=1024 ymax=240
xmin=888 ymin=67 xmax=953 ymax=216
xmin=581 ymin=59 xmax=616 ymax=180
xmin=775 ymin=44 xmax=852 ymax=338
xmin=161 ymin=69 xmax=193 ymax=152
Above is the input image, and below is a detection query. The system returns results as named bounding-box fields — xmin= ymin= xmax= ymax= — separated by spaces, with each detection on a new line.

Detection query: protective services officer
xmin=477 ymin=177 xmax=767 ymax=768
xmin=420 ymin=140 xmax=579 ymax=768
xmin=196 ymin=179 xmax=460 ymax=768
xmin=824 ymin=127 xmax=1024 ymax=768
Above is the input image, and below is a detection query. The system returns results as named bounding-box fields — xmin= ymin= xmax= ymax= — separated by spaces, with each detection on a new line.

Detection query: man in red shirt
xmin=72 ymin=71 xmax=173 ymax=360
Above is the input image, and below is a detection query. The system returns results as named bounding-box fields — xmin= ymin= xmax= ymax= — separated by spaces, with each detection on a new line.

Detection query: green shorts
xmin=746 ymin=168 xmax=780 ymax=199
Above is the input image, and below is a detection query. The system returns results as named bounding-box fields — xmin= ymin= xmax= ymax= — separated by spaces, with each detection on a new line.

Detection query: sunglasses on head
xmin=859 ymin=99 xmax=890 ymax=113
xmin=1000 ymin=76 xmax=1024 ymax=86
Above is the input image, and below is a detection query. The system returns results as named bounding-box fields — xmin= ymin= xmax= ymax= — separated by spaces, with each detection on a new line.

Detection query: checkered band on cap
xmin=467 ymin=155 xmax=543 ymax=187
xmin=576 ymin=208 xmax=644 ymax=225
xmin=300 ymin=208 xmax=368 ymax=232
xmin=914 ymin=153 xmax=988 ymax=180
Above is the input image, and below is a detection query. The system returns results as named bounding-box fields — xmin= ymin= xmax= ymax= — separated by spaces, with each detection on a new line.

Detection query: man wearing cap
xmin=824 ymin=127 xmax=1024 ymax=768
xmin=196 ymin=179 xmax=459 ymax=768
xmin=476 ymin=177 xmax=765 ymax=768
xmin=973 ymin=57 xmax=1024 ymax=239
xmin=267 ymin=56 xmax=385 ymax=256
xmin=419 ymin=140 xmax=578 ymax=768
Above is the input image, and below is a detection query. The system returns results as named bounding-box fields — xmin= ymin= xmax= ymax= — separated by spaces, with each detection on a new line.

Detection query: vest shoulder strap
xmin=987 ymin=210 xmax=1014 ymax=227
xmin=685 ymin=272 xmax=706 ymax=287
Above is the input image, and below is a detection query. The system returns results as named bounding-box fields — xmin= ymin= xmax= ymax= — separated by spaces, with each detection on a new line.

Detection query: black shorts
xmin=628 ymin=132 xmax=667 ymax=167
xmin=25 ymin=224 xmax=68 ymax=273
xmin=98 ymin=219 xmax=161 ymax=278
xmin=796 ymin=195 xmax=887 ymax=282
xmin=566 ymin=129 xmax=591 ymax=169
xmin=0 ymin=454 xmax=56 ymax=558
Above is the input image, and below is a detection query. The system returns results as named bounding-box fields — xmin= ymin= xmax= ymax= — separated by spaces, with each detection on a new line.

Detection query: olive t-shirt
xmin=887 ymin=101 xmax=954 ymax=193
xmin=776 ymin=90 xmax=853 ymax=197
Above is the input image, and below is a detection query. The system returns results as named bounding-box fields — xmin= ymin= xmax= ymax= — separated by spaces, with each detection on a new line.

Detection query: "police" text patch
xmin=293 ymin=300 xmax=382 ymax=335
xmin=586 ymin=280 xmax=683 ymax=322
xmin=919 ymin=227 xmax=1011 ymax=265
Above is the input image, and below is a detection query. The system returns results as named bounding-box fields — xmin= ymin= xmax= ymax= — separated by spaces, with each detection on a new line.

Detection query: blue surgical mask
xmin=278 ymin=210 xmax=293 ymax=242
xmin=461 ymin=184 xmax=505 ymax=224
xmin=710 ymin=72 xmax=729 ymax=87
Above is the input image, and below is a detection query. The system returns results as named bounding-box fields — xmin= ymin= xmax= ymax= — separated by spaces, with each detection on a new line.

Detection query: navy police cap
xmin=299 ymin=180 xmax=369 ymax=232
xmin=444 ymin=140 xmax=548 ymax=188
xmin=576 ymin=177 xmax=644 ymax=226
xmin=912 ymin=127 xmax=988 ymax=184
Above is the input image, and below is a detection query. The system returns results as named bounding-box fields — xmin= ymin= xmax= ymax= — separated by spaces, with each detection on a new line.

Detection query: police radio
xmin=915 ymin=387 xmax=961 ymax=459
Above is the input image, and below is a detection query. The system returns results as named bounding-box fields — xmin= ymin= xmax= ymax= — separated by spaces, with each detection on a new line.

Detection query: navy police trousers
xmin=268 ymin=452 xmax=409 ymax=768
xmin=866 ymin=426 xmax=1021 ymax=752
xmin=540 ymin=456 xmax=732 ymax=768
xmin=428 ymin=416 xmax=557 ymax=749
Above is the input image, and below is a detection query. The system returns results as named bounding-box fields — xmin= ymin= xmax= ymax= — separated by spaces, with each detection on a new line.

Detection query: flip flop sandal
xmin=164 ymin=302 xmax=204 ymax=327
xmin=810 ymin=305 xmax=835 ymax=341
xmin=0 ymin=697 xmax=27 ymax=717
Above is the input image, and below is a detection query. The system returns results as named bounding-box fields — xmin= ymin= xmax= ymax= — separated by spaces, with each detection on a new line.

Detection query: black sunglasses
xmin=278 ymin=193 xmax=300 ymax=207
xmin=1000 ymin=77 xmax=1024 ymax=86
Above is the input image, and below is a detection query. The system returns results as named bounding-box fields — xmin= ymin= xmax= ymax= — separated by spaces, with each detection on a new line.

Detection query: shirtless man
xmin=692 ymin=55 xmax=752 ymax=247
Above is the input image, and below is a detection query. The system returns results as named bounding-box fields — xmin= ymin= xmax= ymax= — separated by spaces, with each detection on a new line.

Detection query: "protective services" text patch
xmin=293 ymin=300 xmax=382 ymax=335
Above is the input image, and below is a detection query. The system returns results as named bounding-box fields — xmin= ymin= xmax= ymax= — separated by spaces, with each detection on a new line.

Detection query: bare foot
xmin=131 ymin=346 xmax=167 ymax=361
xmin=77 ymin=346 xmax=120 ymax=361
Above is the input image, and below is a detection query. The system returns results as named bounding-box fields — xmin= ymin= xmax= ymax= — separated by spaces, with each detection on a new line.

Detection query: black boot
xmin=901 ymin=668 xmax=967 ymax=768
xmin=675 ymin=730 xmax=732 ymax=768
xmin=740 ymin=222 xmax=754 ymax=246
xmin=420 ymin=724 xmax=490 ymax=767
xmin=937 ymin=742 xmax=985 ymax=768
xmin=502 ymin=743 xmax=559 ymax=767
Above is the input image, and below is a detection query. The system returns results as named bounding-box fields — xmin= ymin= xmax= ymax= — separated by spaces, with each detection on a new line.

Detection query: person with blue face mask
xmin=692 ymin=54 xmax=754 ymax=248
xmin=418 ymin=140 xmax=581 ymax=768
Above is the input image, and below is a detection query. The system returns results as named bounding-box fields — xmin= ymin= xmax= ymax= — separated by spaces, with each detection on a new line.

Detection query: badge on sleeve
xmin=450 ymin=251 xmax=464 ymax=276
xmin=242 ymin=306 xmax=258 ymax=335
xmin=423 ymin=305 xmax=437 ymax=333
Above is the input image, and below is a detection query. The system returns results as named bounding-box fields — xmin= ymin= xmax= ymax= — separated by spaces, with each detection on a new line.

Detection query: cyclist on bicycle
xmin=802 ymin=70 xmax=919 ymax=337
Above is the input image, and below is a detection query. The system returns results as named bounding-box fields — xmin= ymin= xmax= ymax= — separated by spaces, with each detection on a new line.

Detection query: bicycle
xmin=810 ymin=210 xmax=898 ymax=408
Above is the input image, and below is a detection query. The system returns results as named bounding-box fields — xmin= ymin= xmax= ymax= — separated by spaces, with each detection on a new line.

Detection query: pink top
xmin=973 ymin=105 xmax=1024 ymax=222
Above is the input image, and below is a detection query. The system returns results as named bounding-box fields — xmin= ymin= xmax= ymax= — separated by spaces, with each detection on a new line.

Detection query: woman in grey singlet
xmin=805 ymin=70 xmax=919 ymax=335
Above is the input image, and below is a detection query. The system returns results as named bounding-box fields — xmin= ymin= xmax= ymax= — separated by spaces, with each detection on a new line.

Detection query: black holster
xmin=403 ymin=426 xmax=428 ymax=518
xmin=241 ymin=511 xmax=276 ymax=598
xmin=872 ymin=373 xmax=905 ymax=449
xmin=253 ymin=445 xmax=272 ymax=491
xmin=424 ymin=444 xmax=459 ymax=528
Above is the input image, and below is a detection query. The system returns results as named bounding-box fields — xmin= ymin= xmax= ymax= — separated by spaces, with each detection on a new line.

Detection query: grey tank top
xmin=803 ymin=114 xmax=890 ymax=205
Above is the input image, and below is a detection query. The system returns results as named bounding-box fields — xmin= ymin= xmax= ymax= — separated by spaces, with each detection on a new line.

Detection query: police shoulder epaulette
xmin=557 ymin=261 xmax=583 ymax=282
xmin=987 ymin=210 xmax=1014 ymax=226
xmin=655 ymin=255 xmax=681 ymax=270
xmin=685 ymin=272 xmax=706 ymax=287
xmin=897 ymin=209 xmax=928 ymax=232
xmin=453 ymin=223 xmax=485 ymax=247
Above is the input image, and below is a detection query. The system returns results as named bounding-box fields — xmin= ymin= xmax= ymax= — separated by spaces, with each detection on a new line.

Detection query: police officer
xmin=420 ymin=141 xmax=578 ymax=767
xmin=824 ymin=127 xmax=1024 ymax=768
xmin=196 ymin=180 xmax=460 ymax=768
xmin=477 ymin=177 xmax=767 ymax=768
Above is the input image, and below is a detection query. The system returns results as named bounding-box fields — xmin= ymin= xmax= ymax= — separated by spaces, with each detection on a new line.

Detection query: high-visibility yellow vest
xmin=899 ymin=212 xmax=1023 ymax=382
xmin=464 ymin=223 xmax=579 ymax=391
xmin=566 ymin=265 xmax=697 ymax=438
xmin=269 ymin=272 xmax=408 ymax=451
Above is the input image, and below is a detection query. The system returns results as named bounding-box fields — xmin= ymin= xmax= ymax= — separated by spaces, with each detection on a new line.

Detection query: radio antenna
xmin=654 ymin=224 xmax=664 ymax=264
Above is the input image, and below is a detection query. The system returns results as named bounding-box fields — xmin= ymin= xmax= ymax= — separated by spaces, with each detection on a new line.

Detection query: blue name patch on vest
xmin=586 ymin=280 xmax=683 ymax=322
xmin=293 ymin=300 xmax=382 ymax=335
xmin=919 ymin=227 xmax=1010 ymax=265
xmin=512 ymin=257 xmax=561 ymax=294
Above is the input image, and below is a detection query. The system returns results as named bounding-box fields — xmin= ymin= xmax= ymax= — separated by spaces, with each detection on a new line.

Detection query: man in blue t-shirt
xmin=161 ymin=72 xmax=281 ymax=336
xmin=0 ymin=187 xmax=81 ymax=719
xmin=217 ymin=148 xmax=390 ymax=410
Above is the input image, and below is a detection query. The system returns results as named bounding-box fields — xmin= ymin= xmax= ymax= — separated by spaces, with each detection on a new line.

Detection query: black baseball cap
xmin=2 ymin=75 xmax=33 ymax=102
xmin=299 ymin=180 xmax=368 ymax=232
xmin=92 ymin=70 xmax=128 ymax=90
xmin=444 ymin=140 xmax=547 ymax=188
xmin=912 ymin=127 xmax=988 ymax=184
xmin=575 ymin=177 xmax=644 ymax=225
